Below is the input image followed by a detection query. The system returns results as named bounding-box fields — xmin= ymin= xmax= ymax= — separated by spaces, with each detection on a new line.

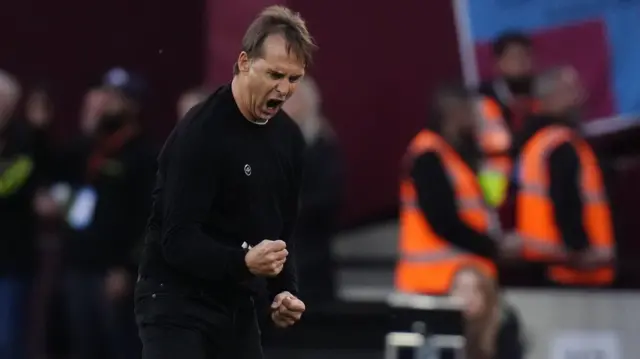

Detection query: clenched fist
xmin=271 ymin=291 xmax=305 ymax=328
xmin=244 ymin=239 xmax=288 ymax=277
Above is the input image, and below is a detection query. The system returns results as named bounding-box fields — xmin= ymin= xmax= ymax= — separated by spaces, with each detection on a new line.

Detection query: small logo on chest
xmin=244 ymin=164 xmax=252 ymax=176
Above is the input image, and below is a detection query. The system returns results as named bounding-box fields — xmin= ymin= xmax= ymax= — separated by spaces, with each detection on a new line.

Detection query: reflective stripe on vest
xmin=476 ymin=97 xmax=513 ymax=190
xmin=510 ymin=234 xmax=614 ymax=260
xmin=396 ymin=130 xmax=498 ymax=294
xmin=518 ymin=183 xmax=607 ymax=204
xmin=515 ymin=125 xmax=614 ymax=285
xmin=401 ymin=247 xmax=464 ymax=263
xmin=476 ymin=97 xmax=511 ymax=155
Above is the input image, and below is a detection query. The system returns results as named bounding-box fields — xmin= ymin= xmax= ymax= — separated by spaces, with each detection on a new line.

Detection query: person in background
xmin=476 ymin=32 xmax=538 ymax=211
xmin=395 ymin=84 xmax=514 ymax=295
xmin=0 ymin=70 xmax=53 ymax=359
xmin=281 ymin=77 xmax=343 ymax=304
xmin=450 ymin=266 xmax=525 ymax=359
xmin=176 ymin=87 xmax=210 ymax=122
xmin=23 ymin=84 xmax=63 ymax=359
xmin=81 ymin=87 xmax=112 ymax=137
xmin=479 ymin=32 xmax=537 ymax=133
xmin=61 ymin=68 xmax=155 ymax=359
xmin=511 ymin=66 xmax=615 ymax=287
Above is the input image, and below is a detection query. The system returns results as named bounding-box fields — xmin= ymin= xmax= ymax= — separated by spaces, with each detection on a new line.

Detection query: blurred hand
xmin=105 ymin=267 xmax=130 ymax=301
xmin=33 ymin=190 xmax=60 ymax=219
xmin=245 ymin=239 xmax=288 ymax=277
xmin=271 ymin=291 xmax=305 ymax=328
xmin=571 ymin=248 xmax=614 ymax=270
xmin=81 ymin=89 xmax=110 ymax=136
xmin=499 ymin=232 xmax=522 ymax=259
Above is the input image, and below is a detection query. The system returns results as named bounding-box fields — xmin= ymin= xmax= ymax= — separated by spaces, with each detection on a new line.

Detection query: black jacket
xmin=0 ymin=120 xmax=50 ymax=274
xmin=61 ymin=133 xmax=156 ymax=272
xmin=138 ymin=85 xmax=305 ymax=300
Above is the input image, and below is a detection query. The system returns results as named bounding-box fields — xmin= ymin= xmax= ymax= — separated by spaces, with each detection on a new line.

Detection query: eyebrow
xmin=268 ymin=69 xmax=303 ymax=77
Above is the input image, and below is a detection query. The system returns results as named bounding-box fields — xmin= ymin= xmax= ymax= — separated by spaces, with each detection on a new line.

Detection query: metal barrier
xmin=386 ymin=293 xmax=466 ymax=359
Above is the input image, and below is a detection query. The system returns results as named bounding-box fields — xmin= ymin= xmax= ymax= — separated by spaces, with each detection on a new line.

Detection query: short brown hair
xmin=233 ymin=5 xmax=317 ymax=75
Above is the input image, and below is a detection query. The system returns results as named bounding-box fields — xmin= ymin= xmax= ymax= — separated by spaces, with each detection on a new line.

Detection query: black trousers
xmin=134 ymin=278 xmax=263 ymax=359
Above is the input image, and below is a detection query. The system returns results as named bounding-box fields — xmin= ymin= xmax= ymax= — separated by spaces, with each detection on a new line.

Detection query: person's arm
xmin=161 ymin=123 xmax=252 ymax=282
xmin=267 ymin=138 xmax=305 ymax=299
xmin=548 ymin=143 xmax=590 ymax=252
xmin=411 ymin=152 xmax=497 ymax=259
xmin=495 ymin=304 xmax=525 ymax=359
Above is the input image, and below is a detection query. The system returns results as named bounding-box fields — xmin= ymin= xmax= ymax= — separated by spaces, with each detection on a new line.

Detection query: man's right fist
xmin=244 ymin=239 xmax=288 ymax=277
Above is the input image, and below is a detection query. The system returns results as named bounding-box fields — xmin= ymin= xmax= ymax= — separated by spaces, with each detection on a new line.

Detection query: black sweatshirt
xmin=513 ymin=116 xmax=590 ymax=252
xmin=138 ymin=84 xmax=305 ymax=298
xmin=410 ymin=151 xmax=497 ymax=259
xmin=60 ymin=134 xmax=156 ymax=272
xmin=0 ymin=121 xmax=49 ymax=275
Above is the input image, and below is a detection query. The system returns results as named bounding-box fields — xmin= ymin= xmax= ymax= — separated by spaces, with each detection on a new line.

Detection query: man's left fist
xmin=270 ymin=291 xmax=305 ymax=328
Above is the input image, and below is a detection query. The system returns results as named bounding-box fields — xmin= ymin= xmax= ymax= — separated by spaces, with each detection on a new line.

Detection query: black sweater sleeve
xmin=411 ymin=152 xmax=497 ymax=259
xmin=160 ymin=123 xmax=252 ymax=282
xmin=548 ymin=143 xmax=590 ymax=252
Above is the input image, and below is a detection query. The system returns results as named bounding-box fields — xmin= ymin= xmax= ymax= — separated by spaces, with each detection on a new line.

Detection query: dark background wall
xmin=0 ymin=0 xmax=206 ymax=144
xmin=207 ymin=0 xmax=463 ymax=225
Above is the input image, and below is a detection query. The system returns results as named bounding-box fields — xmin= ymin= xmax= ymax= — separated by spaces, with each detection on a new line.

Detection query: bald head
xmin=177 ymin=88 xmax=209 ymax=122
xmin=535 ymin=66 xmax=584 ymax=116
xmin=282 ymin=76 xmax=321 ymax=123
xmin=281 ymin=76 xmax=326 ymax=143
xmin=0 ymin=70 xmax=21 ymax=129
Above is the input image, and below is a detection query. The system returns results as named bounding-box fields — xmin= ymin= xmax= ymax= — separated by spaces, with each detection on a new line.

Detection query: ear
xmin=237 ymin=52 xmax=251 ymax=73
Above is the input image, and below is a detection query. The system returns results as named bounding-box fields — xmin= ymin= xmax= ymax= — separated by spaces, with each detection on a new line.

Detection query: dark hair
xmin=492 ymin=31 xmax=532 ymax=57
xmin=426 ymin=82 xmax=474 ymax=132
xmin=233 ymin=5 xmax=317 ymax=75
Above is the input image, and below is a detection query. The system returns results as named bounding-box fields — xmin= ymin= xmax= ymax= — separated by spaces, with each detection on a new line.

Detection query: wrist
xmin=231 ymin=249 xmax=254 ymax=281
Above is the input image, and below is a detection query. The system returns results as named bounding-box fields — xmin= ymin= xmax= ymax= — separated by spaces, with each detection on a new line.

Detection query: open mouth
xmin=266 ymin=99 xmax=284 ymax=110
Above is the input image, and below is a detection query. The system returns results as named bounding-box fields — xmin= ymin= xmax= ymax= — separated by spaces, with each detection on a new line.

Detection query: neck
xmin=231 ymin=76 xmax=257 ymax=123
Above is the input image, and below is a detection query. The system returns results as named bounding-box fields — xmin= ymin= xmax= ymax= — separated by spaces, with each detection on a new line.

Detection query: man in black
xmin=511 ymin=67 xmax=614 ymax=283
xmin=411 ymin=85 xmax=501 ymax=261
xmin=478 ymin=32 xmax=537 ymax=133
xmin=59 ymin=69 xmax=154 ymax=359
xmin=135 ymin=5 xmax=316 ymax=359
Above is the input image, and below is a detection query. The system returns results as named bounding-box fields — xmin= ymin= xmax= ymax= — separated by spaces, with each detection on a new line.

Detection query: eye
xmin=269 ymin=71 xmax=285 ymax=80
xmin=289 ymin=75 xmax=302 ymax=83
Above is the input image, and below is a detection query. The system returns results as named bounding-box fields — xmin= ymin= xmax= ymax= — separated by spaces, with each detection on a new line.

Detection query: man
xmin=395 ymin=85 xmax=510 ymax=295
xmin=479 ymin=32 xmax=537 ymax=132
xmin=476 ymin=32 xmax=538 ymax=209
xmin=135 ymin=6 xmax=316 ymax=359
xmin=511 ymin=66 xmax=615 ymax=287
xmin=0 ymin=71 xmax=32 ymax=359
xmin=61 ymin=68 xmax=154 ymax=359
xmin=176 ymin=87 xmax=210 ymax=122
xmin=0 ymin=70 xmax=53 ymax=359
xmin=281 ymin=77 xmax=343 ymax=304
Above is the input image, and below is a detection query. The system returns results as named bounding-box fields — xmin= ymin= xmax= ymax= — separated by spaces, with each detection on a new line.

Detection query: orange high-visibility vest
xmin=516 ymin=125 xmax=615 ymax=286
xmin=477 ymin=96 xmax=512 ymax=177
xmin=395 ymin=130 xmax=498 ymax=294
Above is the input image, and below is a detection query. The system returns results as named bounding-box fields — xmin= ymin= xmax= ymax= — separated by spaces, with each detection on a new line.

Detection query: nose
xmin=275 ymin=80 xmax=291 ymax=97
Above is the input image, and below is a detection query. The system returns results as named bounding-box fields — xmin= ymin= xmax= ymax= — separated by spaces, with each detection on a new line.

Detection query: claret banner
xmin=453 ymin=0 xmax=640 ymax=121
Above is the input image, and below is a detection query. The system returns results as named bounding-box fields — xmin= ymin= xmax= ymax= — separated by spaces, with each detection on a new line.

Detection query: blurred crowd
xmin=394 ymin=32 xmax=620 ymax=359
xmin=0 ymin=28 xmax=629 ymax=359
